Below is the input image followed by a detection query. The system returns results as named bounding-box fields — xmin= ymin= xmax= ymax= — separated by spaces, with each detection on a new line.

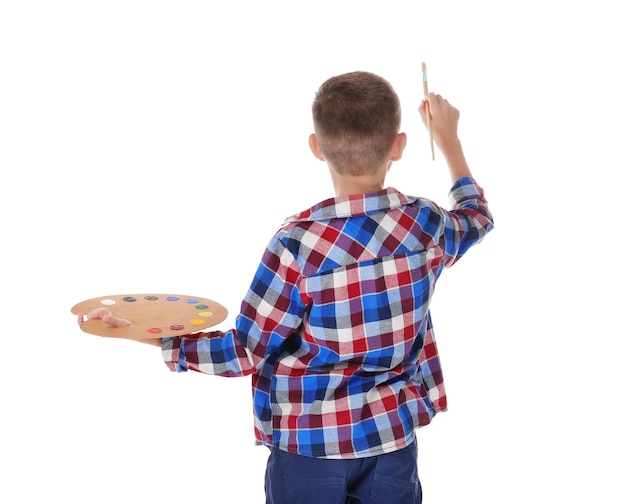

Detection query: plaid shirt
xmin=162 ymin=177 xmax=493 ymax=459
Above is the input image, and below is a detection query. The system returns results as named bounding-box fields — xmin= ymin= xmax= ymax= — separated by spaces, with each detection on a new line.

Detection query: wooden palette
xmin=71 ymin=294 xmax=228 ymax=339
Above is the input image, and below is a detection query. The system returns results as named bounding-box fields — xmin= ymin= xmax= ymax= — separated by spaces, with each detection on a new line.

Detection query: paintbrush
xmin=422 ymin=62 xmax=435 ymax=160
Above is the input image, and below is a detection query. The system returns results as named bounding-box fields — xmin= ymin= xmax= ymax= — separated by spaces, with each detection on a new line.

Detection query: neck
xmin=330 ymin=163 xmax=390 ymax=197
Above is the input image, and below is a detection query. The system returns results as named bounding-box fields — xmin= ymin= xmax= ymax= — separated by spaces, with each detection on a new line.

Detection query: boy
xmin=82 ymin=71 xmax=494 ymax=503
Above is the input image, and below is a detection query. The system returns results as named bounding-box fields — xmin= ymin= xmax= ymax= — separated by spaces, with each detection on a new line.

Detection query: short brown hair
xmin=312 ymin=71 xmax=401 ymax=175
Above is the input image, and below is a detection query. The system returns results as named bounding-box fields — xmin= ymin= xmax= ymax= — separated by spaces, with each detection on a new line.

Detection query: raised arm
xmin=419 ymin=93 xmax=472 ymax=183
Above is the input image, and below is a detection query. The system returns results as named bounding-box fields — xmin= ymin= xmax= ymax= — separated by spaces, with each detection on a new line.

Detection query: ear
xmin=389 ymin=132 xmax=407 ymax=161
xmin=309 ymin=134 xmax=325 ymax=161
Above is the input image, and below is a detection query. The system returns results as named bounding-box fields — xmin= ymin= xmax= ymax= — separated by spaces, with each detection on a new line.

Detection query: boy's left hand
xmin=77 ymin=307 xmax=162 ymax=346
xmin=77 ymin=307 xmax=134 ymax=328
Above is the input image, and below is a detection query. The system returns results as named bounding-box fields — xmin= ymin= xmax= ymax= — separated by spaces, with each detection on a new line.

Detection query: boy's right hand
xmin=419 ymin=93 xmax=472 ymax=181
xmin=419 ymin=93 xmax=461 ymax=154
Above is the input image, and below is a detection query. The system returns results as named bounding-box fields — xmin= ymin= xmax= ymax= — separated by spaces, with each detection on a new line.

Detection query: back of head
xmin=312 ymin=71 xmax=401 ymax=176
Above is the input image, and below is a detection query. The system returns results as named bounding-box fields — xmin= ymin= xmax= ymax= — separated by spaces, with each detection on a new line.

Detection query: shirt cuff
xmin=448 ymin=177 xmax=484 ymax=206
xmin=162 ymin=337 xmax=187 ymax=372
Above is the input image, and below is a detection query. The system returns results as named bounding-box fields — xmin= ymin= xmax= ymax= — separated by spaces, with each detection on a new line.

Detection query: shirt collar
xmin=283 ymin=187 xmax=417 ymax=224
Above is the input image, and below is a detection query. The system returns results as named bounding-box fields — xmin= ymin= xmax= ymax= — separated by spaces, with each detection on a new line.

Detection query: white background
xmin=1 ymin=1 xmax=624 ymax=502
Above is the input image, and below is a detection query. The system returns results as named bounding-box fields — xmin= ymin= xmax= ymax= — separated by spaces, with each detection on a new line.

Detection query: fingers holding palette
xmin=71 ymin=294 xmax=228 ymax=339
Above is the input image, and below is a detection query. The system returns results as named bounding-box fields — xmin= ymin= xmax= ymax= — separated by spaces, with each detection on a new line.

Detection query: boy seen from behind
xmin=82 ymin=71 xmax=494 ymax=504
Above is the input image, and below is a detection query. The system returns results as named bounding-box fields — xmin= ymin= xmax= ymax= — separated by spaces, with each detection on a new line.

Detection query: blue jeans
xmin=264 ymin=440 xmax=422 ymax=504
